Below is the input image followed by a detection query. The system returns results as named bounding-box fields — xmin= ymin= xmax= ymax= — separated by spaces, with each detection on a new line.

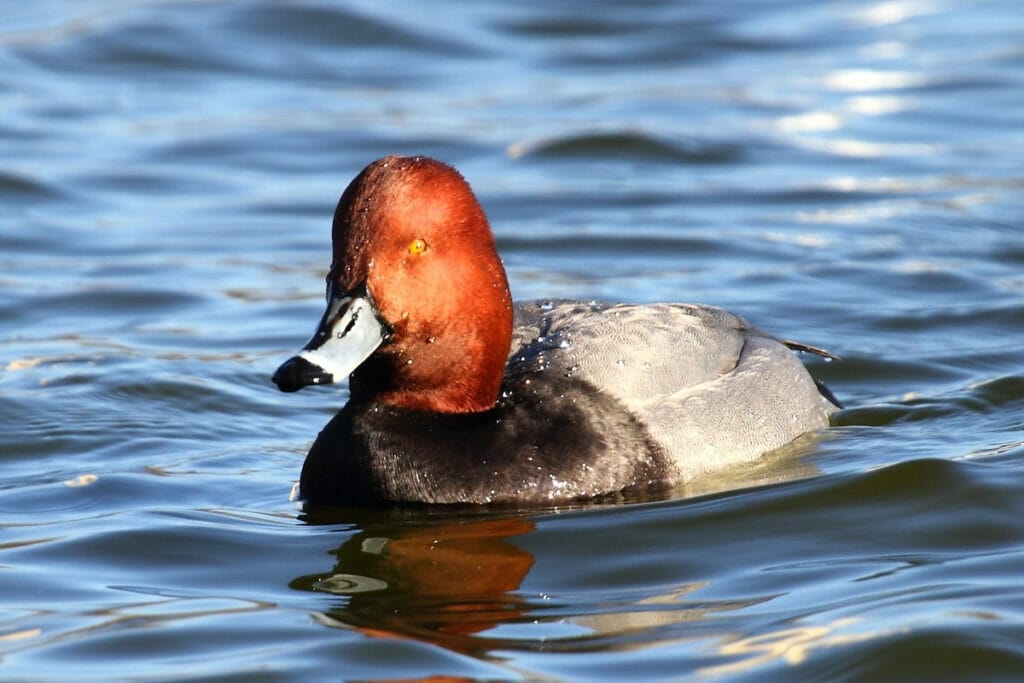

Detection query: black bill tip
xmin=272 ymin=356 xmax=333 ymax=393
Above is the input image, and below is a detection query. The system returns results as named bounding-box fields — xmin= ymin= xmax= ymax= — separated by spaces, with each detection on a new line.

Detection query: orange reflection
xmin=294 ymin=514 xmax=535 ymax=654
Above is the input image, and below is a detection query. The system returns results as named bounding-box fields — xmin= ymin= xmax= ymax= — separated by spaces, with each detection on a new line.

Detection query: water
xmin=2 ymin=1 xmax=1023 ymax=680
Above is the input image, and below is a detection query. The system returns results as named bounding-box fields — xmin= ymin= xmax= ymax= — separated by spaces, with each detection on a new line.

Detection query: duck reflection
xmin=291 ymin=511 xmax=535 ymax=655
xmin=290 ymin=509 xmax=759 ymax=667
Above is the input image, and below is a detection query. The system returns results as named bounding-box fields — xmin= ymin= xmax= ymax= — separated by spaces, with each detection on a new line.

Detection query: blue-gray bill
xmin=273 ymin=282 xmax=387 ymax=392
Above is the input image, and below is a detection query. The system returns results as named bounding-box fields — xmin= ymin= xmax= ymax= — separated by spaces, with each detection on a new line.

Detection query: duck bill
xmin=272 ymin=283 xmax=388 ymax=393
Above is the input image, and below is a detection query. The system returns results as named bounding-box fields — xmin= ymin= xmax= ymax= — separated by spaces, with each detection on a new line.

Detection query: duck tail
xmin=782 ymin=339 xmax=841 ymax=362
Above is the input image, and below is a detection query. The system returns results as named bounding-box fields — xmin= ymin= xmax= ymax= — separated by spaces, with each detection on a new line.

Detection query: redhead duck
xmin=273 ymin=155 xmax=840 ymax=506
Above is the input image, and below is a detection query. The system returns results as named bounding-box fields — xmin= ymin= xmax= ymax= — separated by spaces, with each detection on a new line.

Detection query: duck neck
xmin=349 ymin=320 xmax=512 ymax=414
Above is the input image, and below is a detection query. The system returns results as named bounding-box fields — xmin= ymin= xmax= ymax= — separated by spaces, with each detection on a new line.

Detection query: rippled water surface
xmin=2 ymin=1 xmax=1024 ymax=680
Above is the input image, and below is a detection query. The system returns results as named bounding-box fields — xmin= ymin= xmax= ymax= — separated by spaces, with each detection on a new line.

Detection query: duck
xmin=273 ymin=155 xmax=840 ymax=506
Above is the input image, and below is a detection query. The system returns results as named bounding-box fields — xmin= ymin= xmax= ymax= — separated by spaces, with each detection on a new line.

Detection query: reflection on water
xmin=290 ymin=512 xmax=774 ymax=677
xmin=701 ymin=617 xmax=898 ymax=677
xmin=292 ymin=506 xmax=900 ymax=680
xmin=293 ymin=515 xmax=536 ymax=657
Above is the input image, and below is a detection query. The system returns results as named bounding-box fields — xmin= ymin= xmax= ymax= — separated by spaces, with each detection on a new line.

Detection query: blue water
xmin=2 ymin=1 xmax=1023 ymax=680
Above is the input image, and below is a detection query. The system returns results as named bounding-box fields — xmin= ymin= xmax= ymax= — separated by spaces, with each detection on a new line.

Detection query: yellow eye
xmin=408 ymin=238 xmax=428 ymax=255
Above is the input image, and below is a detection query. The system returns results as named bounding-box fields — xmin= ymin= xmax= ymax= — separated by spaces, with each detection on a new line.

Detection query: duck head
xmin=272 ymin=156 xmax=514 ymax=413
